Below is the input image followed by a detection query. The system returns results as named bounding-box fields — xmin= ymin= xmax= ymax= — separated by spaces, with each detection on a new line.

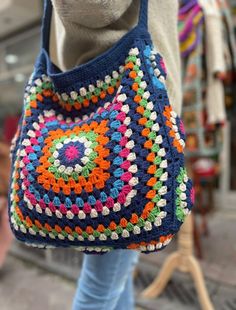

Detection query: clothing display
xmin=8 ymin=0 xmax=194 ymax=254
xmin=179 ymin=0 xmax=229 ymax=157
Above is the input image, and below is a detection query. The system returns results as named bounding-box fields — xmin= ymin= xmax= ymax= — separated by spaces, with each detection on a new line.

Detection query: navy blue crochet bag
xmin=8 ymin=0 xmax=194 ymax=254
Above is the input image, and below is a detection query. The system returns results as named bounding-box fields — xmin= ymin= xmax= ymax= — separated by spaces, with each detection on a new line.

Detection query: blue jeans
xmin=72 ymin=249 xmax=139 ymax=310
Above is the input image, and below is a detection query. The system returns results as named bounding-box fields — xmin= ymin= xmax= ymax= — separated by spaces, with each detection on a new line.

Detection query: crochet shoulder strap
xmin=41 ymin=0 xmax=148 ymax=54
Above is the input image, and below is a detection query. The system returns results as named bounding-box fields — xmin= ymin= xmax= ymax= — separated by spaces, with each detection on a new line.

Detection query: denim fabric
xmin=72 ymin=250 xmax=139 ymax=310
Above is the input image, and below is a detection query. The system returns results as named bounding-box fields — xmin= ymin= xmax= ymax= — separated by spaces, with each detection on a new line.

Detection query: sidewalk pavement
xmin=0 ymin=210 xmax=235 ymax=310
xmin=0 ymin=256 xmax=75 ymax=310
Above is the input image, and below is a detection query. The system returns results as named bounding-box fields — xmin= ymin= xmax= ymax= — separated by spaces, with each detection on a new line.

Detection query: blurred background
xmin=0 ymin=0 xmax=236 ymax=309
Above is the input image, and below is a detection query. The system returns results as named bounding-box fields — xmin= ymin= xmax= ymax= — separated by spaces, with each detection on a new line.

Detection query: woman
xmin=48 ymin=0 xmax=181 ymax=309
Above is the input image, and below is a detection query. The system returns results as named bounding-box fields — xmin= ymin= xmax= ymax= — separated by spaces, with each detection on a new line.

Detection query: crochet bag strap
xmin=41 ymin=0 xmax=149 ymax=55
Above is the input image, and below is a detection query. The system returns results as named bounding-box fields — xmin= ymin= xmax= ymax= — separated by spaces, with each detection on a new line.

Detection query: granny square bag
xmin=8 ymin=0 xmax=194 ymax=254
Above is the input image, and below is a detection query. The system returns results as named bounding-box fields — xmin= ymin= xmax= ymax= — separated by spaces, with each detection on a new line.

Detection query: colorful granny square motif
xmin=9 ymin=43 xmax=194 ymax=254
xmin=37 ymin=121 xmax=110 ymax=194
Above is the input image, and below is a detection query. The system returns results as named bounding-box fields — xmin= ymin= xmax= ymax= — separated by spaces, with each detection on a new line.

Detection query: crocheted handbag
xmin=8 ymin=0 xmax=194 ymax=254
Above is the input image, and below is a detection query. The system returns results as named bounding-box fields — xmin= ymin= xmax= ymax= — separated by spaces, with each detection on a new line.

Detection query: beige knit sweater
xmin=50 ymin=0 xmax=182 ymax=115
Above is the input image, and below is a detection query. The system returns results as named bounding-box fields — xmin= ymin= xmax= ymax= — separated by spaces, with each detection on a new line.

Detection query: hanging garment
xmin=179 ymin=0 xmax=204 ymax=58
xmin=198 ymin=0 xmax=226 ymax=124
xmin=179 ymin=0 xmax=225 ymax=157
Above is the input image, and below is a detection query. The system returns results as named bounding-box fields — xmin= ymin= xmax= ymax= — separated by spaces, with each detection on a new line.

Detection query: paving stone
xmin=0 ymin=256 xmax=76 ymax=310
xmin=213 ymin=285 xmax=236 ymax=310
xmin=136 ymin=297 xmax=193 ymax=310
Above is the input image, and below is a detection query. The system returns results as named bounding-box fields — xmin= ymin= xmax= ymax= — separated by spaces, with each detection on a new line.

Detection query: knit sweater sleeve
xmin=51 ymin=0 xmax=133 ymax=28
xmin=50 ymin=0 xmax=182 ymax=115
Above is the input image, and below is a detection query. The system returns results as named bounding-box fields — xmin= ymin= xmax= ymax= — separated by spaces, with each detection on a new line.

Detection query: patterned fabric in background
xmin=179 ymin=0 xmax=204 ymax=58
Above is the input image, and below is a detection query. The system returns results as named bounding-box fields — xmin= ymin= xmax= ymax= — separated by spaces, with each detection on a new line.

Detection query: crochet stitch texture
xmin=8 ymin=0 xmax=194 ymax=254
